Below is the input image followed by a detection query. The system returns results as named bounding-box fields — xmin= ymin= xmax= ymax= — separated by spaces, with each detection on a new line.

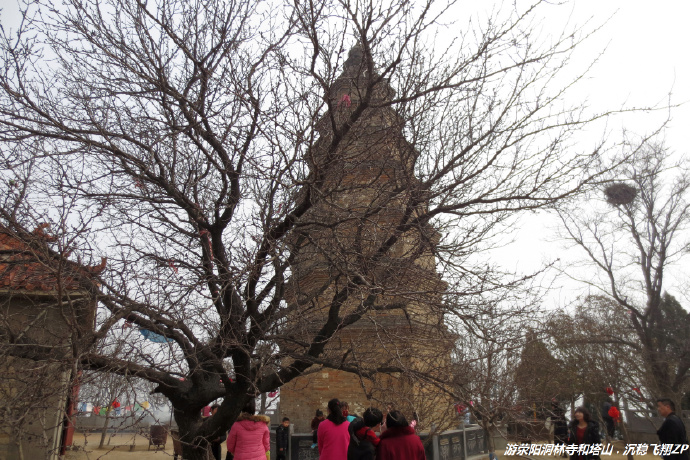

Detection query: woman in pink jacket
xmin=227 ymin=403 xmax=270 ymax=460
xmin=318 ymin=398 xmax=350 ymax=460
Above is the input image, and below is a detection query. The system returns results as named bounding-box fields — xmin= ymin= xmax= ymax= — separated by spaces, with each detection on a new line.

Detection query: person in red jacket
xmin=227 ymin=402 xmax=270 ymax=460
xmin=376 ymin=410 xmax=425 ymax=460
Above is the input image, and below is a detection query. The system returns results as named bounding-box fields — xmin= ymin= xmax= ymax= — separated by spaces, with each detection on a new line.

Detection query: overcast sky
xmin=481 ymin=1 xmax=690 ymax=308
xmin=1 ymin=0 xmax=688 ymax=307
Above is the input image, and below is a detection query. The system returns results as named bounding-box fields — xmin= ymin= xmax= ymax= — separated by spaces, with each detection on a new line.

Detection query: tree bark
xmin=98 ymin=410 xmax=112 ymax=449
xmin=175 ymin=409 xmax=215 ymax=460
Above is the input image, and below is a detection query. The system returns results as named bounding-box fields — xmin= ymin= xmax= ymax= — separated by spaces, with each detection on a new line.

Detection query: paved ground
xmin=65 ymin=434 xmax=654 ymax=460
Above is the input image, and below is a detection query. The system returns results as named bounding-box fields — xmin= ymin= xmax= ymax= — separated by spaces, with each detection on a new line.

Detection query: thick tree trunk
xmin=175 ymin=409 xmax=214 ymax=460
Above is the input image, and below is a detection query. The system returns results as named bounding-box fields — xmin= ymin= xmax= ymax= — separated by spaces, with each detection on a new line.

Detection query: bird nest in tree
xmin=604 ymin=183 xmax=637 ymax=205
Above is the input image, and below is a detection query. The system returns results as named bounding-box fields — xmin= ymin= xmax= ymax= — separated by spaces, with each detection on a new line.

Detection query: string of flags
xmin=76 ymin=399 xmax=152 ymax=416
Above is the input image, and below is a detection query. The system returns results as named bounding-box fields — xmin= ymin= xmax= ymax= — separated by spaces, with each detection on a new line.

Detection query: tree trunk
xmin=485 ymin=424 xmax=497 ymax=460
xmin=618 ymin=399 xmax=634 ymax=460
xmin=260 ymin=393 xmax=267 ymax=414
xmin=175 ymin=408 xmax=214 ymax=460
xmin=98 ymin=410 xmax=111 ymax=449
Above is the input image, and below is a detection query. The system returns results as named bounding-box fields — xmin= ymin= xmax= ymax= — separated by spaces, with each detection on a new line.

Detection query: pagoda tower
xmin=280 ymin=46 xmax=453 ymax=432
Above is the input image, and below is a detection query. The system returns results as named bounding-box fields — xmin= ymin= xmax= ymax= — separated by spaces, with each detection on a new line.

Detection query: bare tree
xmin=0 ymin=0 xmax=622 ymax=457
xmin=558 ymin=140 xmax=690 ymax=409
xmin=450 ymin=294 xmax=547 ymax=456
xmin=548 ymin=296 xmax=639 ymax=407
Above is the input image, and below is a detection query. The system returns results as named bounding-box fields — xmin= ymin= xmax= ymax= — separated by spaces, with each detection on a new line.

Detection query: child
xmin=310 ymin=409 xmax=324 ymax=448
xmin=347 ymin=408 xmax=383 ymax=460
xmin=341 ymin=402 xmax=357 ymax=423
xmin=276 ymin=417 xmax=290 ymax=460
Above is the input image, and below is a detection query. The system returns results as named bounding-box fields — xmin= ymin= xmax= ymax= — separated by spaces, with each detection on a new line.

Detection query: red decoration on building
xmin=338 ymin=94 xmax=352 ymax=108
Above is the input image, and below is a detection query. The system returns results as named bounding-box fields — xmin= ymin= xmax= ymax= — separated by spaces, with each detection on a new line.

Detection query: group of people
xmin=314 ymin=398 xmax=425 ymax=460
xmin=211 ymin=396 xmax=689 ymax=460
xmin=216 ymin=397 xmax=424 ymax=460
xmin=551 ymin=399 xmax=688 ymax=460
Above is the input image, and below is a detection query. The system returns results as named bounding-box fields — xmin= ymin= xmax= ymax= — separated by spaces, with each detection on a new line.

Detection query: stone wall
xmin=0 ymin=294 xmax=95 ymax=460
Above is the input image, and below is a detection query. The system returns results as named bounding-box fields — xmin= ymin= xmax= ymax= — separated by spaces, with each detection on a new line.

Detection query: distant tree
xmin=451 ymin=298 xmax=549 ymax=455
xmin=514 ymin=334 xmax=570 ymax=416
xmin=558 ymin=141 xmax=690 ymax=409
xmin=548 ymin=295 xmax=642 ymax=407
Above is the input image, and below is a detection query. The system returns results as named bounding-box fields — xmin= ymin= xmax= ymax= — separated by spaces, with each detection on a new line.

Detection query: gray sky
xmin=486 ymin=1 xmax=690 ymax=308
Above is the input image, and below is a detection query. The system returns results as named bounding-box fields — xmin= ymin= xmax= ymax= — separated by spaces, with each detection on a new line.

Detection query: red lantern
xmin=605 ymin=387 xmax=614 ymax=396
xmin=608 ymin=406 xmax=620 ymax=422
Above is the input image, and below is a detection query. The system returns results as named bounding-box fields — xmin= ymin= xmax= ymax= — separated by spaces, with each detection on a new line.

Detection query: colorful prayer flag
xmin=139 ymin=328 xmax=174 ymax=343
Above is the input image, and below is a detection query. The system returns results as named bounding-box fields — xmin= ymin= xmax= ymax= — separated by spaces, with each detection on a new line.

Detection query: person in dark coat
xmin=348 ymin=408 xmax=383 ymax=460
xmin=311 ymin=409 xmax=325 ymax=448
xmin=567 ymin=407 xmax=601 ymax=460
xmin=209 ymin=404 xmax=227 ymax=460
xmin=656 ymin=399 xmax=689 ymax=460
xmin=552 ymin=403 xmax=569 ymax=457
xmin=276 ymin=417 xmax=290 ymax=460
xmin=376 ymin=410 xmax=425 ymax=460
xmin=602 ymin=399 xmax=615 ymax=439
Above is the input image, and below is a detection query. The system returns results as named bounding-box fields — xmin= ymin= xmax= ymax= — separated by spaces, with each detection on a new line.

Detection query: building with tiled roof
xmin=0 ymin=225 xmax=101 ymax=460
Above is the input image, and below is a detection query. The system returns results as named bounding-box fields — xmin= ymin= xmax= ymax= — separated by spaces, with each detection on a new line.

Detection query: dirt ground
xmin=64 ymin=432 xmax=228 ymax=460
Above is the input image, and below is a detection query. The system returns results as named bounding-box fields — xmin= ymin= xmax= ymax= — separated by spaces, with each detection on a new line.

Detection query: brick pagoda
xmin=280 ymin=46 xmax=453 ymax=433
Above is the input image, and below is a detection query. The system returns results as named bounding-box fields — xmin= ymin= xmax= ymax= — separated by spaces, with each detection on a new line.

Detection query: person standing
xmin=602 ymin=399 xmax=616 ymax=439
xmin=567 ymin=407 xmax=601 ymax=460
xmin=276 ymin=417 xmax=290 ymax=460
xmin=347 ymin=407 xmax=383 ymax=460
xmin=318 ymin=398 xmax=350 ymax=460
xmin=552 ymin=403 xmax=569 ymax=457
xmin=656 ymin=399 xmax=689 ymax=460
xmin=376 ymin=410 xmax=425 ymax=460
xmin=209 ymin=404 xmax=227 ymax=460
xmin=311 ymin=409 xmax=325 ymax=448
xmin=226 ymin=402 xmax=270 ymax=460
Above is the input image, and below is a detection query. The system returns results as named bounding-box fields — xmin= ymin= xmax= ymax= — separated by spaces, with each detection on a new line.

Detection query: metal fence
xmin=279 ymin=425 xmax=487 ymax=460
